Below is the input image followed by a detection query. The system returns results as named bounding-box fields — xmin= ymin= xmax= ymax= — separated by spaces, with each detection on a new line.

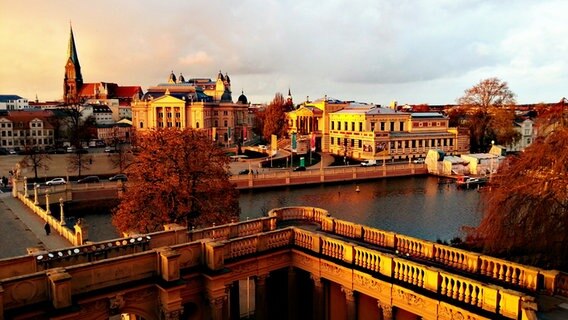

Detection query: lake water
xmin=78 ymin=175 xmax=484 ymax=242
xmin=239 ymin=176 xmax=484 ymax=242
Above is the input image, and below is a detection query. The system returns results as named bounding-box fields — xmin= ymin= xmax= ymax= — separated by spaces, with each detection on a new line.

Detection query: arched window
xmin=196 ymin=122 xmax=200 ymax=129
xmin=139 ymin=122 xmax=144 ymax=129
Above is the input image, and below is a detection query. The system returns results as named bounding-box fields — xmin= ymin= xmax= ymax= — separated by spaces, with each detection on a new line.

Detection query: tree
xmin=59 ymin=102 xmax=96 ymax=148
xmin=19 ymin=147 xmax=50 ymax=180
xmin=66 ymin=151 xmax=93 ymax=177
xmin=468 ymin=126 xmax=568 ymax=270
xmin=262 ymin=93 xmax=288 ymax=140
xmin=456 ymin=78 xmax=517 ymax=152
xmin=112 ymin=128 xmax=240 ymax=234
xmin=107 ymin=126 xmax=133 ymax=173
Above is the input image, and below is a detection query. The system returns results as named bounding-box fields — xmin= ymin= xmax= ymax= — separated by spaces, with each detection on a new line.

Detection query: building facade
xmin=0 ymin=95 xmax=29 ymax=110
xmin=0 ymin=110 xmax=54 ymax=150
xmin=132 ymin=72 xmax=252 ymax=143
xmin=287 ymin=99 xmax=469 ymax=161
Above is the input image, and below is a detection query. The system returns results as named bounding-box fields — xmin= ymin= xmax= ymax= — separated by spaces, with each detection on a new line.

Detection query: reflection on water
xmin=239 ymin=176 xmax=484 ymax=242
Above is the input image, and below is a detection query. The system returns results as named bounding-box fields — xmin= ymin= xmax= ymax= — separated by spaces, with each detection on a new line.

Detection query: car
xmin=77 ymin=176 xmax=100 ymax=184
xmin=46 ymin=178 xmax=66 ymax=186
xmin=104 ymin=147 xmax=115 ymax=153
xmin=8 ymin=149 xmax=17 ymax=155
xmin=413 ymin=158 xmax=425 ymax=164
xmin=293 ymin=166 xmax=306 ymax=172
xmin=238 ymin=169 xmax=250 ymax=175
xmin=109 ymin=174 xmax=127 ymax=182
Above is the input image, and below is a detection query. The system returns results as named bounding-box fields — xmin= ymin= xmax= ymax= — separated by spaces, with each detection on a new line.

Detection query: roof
xmin=334 ymin=105 xmax=402 ymax=115
xmin=410 ymin=112 xmax=446 ymax=119
xmin=87 ymin=104 xmax=113 ymax=113
xmin=0 ymin=95 xmax=24 ymax=102
xmin=0 ymin=110 xmax=55 ymax=129
xmin=115 ymin=86 xmax=142 ymax=98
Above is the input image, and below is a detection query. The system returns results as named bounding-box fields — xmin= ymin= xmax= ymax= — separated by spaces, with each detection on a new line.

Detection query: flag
xmin=291 ymin=132 xmax=297 ymax=152
xmin=310 ymin=132 xmax=316 ymax=152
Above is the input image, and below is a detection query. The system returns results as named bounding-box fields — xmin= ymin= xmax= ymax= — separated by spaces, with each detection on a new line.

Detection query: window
xmin=358 ymin=140 xmax=362 ymax=148
xmin=224 ymin=120 xmax=228 ymax=127
xmin=351 ymin=122 xmax=355 ymax=131
xmin=344 ymin=122 xmax=348 ymax=131
xmin=139 ymin=122 xmax=144 ymax=128
xmin=390 ymin=122 xmax=395 ymax=131
xmin=350 ymin=139 xmax=354 ymax=147
xmin=196 ymin=122 xmax=200 ymax=129
xmin=215 ymin=120 xmax=218 ymax=127
xmin=399 ymin=122 xmax=404 ymax=131
xmin=338 ymin=122 xmax=341 ymax=130
xmin=337 ymin=138 xmax=341 ymax=146
xmin=331 ymin=121 xmax=335 ymax=130
xmin=331 ymin=137 xmax=334 ymax=145
xmin=371 ymin=122 xmax=375 ymax=131
xmin=359 ymin=122 xmax=362 ymax=131
xmin=223 ymin=111 xmax=228 ymax=116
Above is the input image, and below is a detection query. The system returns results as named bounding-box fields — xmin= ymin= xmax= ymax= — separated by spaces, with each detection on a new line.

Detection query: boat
xmin=456 ymin=176 xmax=488 ymax=189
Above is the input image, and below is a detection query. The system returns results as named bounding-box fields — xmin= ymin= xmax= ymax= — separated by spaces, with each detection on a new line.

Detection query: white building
xmin=507 ymin=119 xmax=534 ymax=152
xmin=0 ymin=95 xmax=29 ymax=110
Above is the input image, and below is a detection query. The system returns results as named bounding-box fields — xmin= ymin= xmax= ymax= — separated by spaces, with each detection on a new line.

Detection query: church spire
xmin=64 ymin=23 xmax=83 ymax=103
xmin=67 ymin=23 xmax=83 ymax=82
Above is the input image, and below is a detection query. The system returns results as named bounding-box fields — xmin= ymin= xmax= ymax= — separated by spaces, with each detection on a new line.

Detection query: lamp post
xmin=45 ymin=189 xmax=51 ymax=215
xmin=59 ymin=198 xmax=66 ymax=225
xmin=34 ymin=183 xmax=39 ymax=205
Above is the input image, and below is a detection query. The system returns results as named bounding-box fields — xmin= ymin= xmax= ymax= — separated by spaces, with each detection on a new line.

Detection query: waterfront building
xmin=0 ymin=110 xmax=54 ymax=150
xmin=0 ymin=95 xmax=29 ymax=110
xmin=507 ymin=119 xmax=534 ymax=152
xmin=288 ymin=98 xmax=469 ymax=161
xmin=131 ymin=71 xmax=252 ymax=144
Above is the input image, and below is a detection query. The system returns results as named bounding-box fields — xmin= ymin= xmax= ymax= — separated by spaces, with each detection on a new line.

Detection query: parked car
xmin=238 ymin=169 xmax=250 ymax=175
xmin=293 ymin=166 xmax=306 ymax=172
xmin=361 ymin=160 xmax=377 ymax=166
xmin=77 ymin=176 xmax=100 ymax=184
xmin=46 ymin=178 xmax=66 ymax=186
xmin=413 ymin=158 xmax=425 ymax=164
xmin=8 ymin=149 xmax=17 ymax=155
xmin=109 ymin=174 xmax=127 ymax=182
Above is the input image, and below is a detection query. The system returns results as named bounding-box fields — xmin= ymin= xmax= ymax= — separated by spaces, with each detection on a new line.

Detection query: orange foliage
xmin=112 ymin=128 xmax=239 ymax=234
xmin=471 ymin=127 xmax=568 ymax=269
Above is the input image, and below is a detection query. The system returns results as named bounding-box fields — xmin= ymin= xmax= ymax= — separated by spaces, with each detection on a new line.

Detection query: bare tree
xmin=66 ymin=151 xmax=93 ymax=178
xmin=19 ymin=147 xmax=51 ymax=180
xmin=456 ymin=78 xmax=518 ymax=152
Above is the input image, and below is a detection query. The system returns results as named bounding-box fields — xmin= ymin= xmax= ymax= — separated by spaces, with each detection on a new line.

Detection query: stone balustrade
xmin=270 ymin=207 xmax=567 ymax=297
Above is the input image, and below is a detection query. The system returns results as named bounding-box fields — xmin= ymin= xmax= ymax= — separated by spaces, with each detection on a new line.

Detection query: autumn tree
xmin=469 ymin=127 xmax=568 ymax=270
xmin=19 ymin=147 xmax=50 ymax=180
xmin=262 ymin=93 xmax=288 ymax=140
xmin=456 ymin=78 xmax=518 ymax=152
xmin=112 ymin=128 xmax=240 ymax=234
xmin=66 ymin=151 xmax=93 ymax=177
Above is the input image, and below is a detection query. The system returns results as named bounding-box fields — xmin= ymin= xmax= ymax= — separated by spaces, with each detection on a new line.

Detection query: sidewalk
xmin=0 ymin=193 xmax=71 ymax=259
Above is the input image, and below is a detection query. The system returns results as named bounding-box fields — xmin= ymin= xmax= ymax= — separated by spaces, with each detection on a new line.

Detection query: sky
xmin=1 ymin=0 xmax=568 ymax=106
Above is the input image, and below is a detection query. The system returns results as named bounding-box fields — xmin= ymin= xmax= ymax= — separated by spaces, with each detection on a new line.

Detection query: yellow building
xmin=132 ymin=71 xmax=251 ymax=143
xmin=287 ymin=98 xmax=469 ymax=161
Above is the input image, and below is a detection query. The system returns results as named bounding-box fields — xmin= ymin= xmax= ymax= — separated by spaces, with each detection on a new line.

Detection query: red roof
xmin=1 ymin=110 xmax=55 ymax=129
xmin=115 ymin=86 xmax=142 ymax=98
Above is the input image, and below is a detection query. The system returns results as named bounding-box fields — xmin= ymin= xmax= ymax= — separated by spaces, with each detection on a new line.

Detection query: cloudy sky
xmin=2 ymin=0 xmax=567 ymax=105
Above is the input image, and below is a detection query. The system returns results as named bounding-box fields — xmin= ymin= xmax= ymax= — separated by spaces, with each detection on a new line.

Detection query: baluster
xmin=394 ymin=262 xmax=399 ymax=279
xmin=418 ymin=270 xmax=424 ymax=287
xmin=452 ymin=280 xmax=458 ymax=299
xmin=471 ymin=286 xmax=478 ymax=306
xmin=480 ymin=259 xmax=487 ymax=275
xmin=464 ymin=284 xmax=471 ymax=304
xmin=511 ymin=268 xmax=519 ymax=285
xmin=499 ymin=265 xmax=505 ymax=280
xmin=411 ymin=267 xmax=417 ymax=285
xmin=441 ymin=276 xmax=447 ymax=295
xmin=505 ymin=266 xmax=511 ymax=282
xmin=447 ymin=279 xmax=454 ymax=298
xmin=458 ymin=282 xmax=464 ymax=301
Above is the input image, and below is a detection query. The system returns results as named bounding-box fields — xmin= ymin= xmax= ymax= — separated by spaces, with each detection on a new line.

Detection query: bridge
xmin=1 ymin=205 xmax=566 ymax=320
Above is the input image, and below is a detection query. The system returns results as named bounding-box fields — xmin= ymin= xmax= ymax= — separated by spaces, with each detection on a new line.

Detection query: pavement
xmin=0 ymin=192 xmax=71 ymax=259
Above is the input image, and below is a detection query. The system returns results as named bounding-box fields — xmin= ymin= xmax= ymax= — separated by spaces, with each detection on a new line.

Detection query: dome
xmin=217 ymin=70 xmax=224 ymax=81
xmin=238 ymin=90 xmax=248 ymax=104
xmin=221 ymin=89 xmax=232 ymax=102
xmin=178 ymin=73 xmax=185 ymax=83
xmin=168 ymin=71 xmax=176 ymax=83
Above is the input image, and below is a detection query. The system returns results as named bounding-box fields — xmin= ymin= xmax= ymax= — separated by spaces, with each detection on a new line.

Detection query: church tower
xmin=63 ymin=24 xmax=83 ymax=103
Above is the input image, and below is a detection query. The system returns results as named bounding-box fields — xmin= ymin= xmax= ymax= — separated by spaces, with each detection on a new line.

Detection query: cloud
xmin=178 ymin=51 xmax=214 ymax=66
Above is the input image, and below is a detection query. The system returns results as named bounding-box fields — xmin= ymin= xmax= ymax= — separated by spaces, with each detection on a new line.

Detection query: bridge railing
xmin=288 ymin=228 xmax=529 ymax=319
xmin=271 ymin=206 xmax=566 ymax=297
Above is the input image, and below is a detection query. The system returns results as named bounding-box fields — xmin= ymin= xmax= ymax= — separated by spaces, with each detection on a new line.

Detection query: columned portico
xmin=341 ymin=286 xmax=356 ymax=320
xmin=311 ymin=275 xmax=324 ymax=320
xmin=255 ymin=274 xmax=269 ymax=319
xmin=378 ymin=300 xmax=393 ymax=320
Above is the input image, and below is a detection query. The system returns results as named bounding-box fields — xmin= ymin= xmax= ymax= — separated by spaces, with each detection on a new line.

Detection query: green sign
xmin=300 ymin=157 xmax=305 ymax=167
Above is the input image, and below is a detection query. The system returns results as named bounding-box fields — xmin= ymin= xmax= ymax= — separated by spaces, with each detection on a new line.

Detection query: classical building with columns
xmin=131 ymin=71 xmax=252 ymax=143
xmin=287 ymin=97 xmax=469 ymax=161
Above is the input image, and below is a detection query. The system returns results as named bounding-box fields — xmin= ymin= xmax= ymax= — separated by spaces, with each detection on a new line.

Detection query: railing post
xmin=23 ymin=177 xmax=28 ymax=198
xmin=34 ymin=183 xmax=39 ymax=205
xmin=59 ymin=198 xmax=66 ymax=225
xmin=45 ymin=189 xmax=51 ymax=215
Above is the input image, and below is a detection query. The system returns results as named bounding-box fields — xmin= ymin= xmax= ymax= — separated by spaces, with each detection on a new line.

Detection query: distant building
xmin=287 ymin=97 xmax=469 ymax=161
xmin=132 ymin=71 xmax=252 ymax=144
xmin=0 ymin=110 xmax=54 ymax=150
xmin=507 ymin=119 xmax=534 ymax=152
xmin=0 ymin=95 xmax=29 ymax=110
xmin=62 ymin=25 xmax=142 ymax=121
xmin=96 ymin=122 xmax=132 ymax=143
